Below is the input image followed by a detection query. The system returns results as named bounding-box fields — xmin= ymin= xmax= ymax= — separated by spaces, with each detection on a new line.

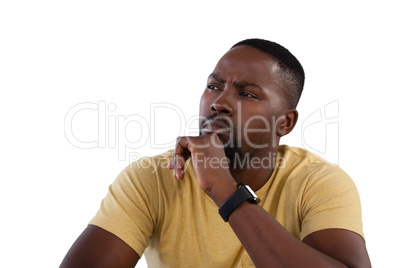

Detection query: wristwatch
xmin=218 ymin=183 xmax=260 ymax=222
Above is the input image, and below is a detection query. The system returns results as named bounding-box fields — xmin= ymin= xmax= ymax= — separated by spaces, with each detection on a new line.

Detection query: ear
xmin=276 ymin=109 xmax=298 ymax=137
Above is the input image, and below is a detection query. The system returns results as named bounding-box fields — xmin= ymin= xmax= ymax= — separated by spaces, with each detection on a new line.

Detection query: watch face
xmin=244 ymin=185 xmax=260 ymax=203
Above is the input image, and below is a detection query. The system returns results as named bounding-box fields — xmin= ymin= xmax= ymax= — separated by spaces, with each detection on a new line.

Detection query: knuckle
xmin=176 ymin=136 xmax=184 ymax=142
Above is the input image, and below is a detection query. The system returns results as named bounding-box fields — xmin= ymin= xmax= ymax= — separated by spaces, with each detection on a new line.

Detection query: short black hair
xmin=231 ymin=38 xmax=305 ymax=109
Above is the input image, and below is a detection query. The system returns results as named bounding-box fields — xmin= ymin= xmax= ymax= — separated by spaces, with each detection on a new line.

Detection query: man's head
xmin=231 ymin=38 xmax=305 ymax=109
xmin=199 ymin=38 xmax=304 ymax=165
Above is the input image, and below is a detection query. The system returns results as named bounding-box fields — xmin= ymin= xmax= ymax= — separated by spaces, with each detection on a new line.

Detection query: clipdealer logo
xmin=64 ymin=101 xmax=199 ymax=161
xmin=301 ymin=100 xmax=339 ymax=166
xmin=64 ymin=100 xmax=340 ymax=165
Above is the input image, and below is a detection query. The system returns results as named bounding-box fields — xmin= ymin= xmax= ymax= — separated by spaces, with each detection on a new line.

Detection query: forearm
xmin=228 ymin=202 xmax=347 ymax=268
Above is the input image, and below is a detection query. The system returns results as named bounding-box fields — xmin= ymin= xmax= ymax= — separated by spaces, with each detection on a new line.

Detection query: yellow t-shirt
xmin=89 ymin=145 xmax=364 ymax=267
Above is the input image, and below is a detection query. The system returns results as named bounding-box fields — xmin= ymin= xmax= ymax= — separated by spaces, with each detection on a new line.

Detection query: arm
xmin=170 ymin=135 xmax=371 ymax=267
xmin=228 ymin=201 xmax=371 ymax=267
xmin=60 ymin=225 xmax=140 ymax=268
xmin=61 ymin=158 xmax=159 ymax=267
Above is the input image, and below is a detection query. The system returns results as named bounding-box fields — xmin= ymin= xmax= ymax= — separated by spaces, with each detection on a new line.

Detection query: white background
xmin=1 ymin=1 xmax=401 ymax=267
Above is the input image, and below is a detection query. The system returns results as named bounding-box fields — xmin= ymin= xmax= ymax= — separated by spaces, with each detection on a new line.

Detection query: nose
xmin=210 ymin=94 xmax=234 ymax=116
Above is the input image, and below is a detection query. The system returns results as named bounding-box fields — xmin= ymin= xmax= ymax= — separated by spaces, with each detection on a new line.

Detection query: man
xmin=61 ymin=38 xmax=371 ymax=267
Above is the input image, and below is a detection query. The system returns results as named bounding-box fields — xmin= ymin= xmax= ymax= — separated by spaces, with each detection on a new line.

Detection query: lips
xmin=200 ymin=120 xmax=231 ymax=135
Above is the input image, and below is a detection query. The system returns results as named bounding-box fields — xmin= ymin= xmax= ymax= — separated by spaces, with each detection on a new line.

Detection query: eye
xmin=207 ymin=85 xmax=220 ymax=90
xmin=240 ymin=91 xmax=257 ymax=99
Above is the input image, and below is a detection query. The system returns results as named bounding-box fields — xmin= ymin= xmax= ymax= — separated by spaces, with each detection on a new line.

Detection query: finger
xmin=168 ymin=159 xmax=174 ymax=169
xmin=173 ymin=137 xmax=192 ymax=180
xmin=174 ymin=154 xmax=186 ymax=180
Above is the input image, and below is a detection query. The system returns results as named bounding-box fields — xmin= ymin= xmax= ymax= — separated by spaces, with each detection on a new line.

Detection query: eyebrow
xmin=208 ymin=73 xmax=226 ymax=84
xmin=233 ymin=81 xmax=262 ymax=91
xmin=208 ymin=73 xmax=263 ymax=91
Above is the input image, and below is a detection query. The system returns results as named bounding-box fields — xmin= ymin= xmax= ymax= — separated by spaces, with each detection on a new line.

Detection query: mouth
xmin=200 ymin=120 xmax=231 ymax=135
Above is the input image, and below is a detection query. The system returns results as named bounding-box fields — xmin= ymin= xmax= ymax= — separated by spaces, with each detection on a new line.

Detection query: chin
xmin=224 ymin=146 xmax=243 ymax=169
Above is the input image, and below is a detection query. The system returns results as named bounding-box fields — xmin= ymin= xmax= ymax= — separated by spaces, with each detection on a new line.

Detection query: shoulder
xmin=277 ymin=146 xmax=364 ymax=240
xmin=116 ymin=149 xmax=198 ymax=197
xmin=277 ymin=145 xmax=353 ymax=184
xmin=107 ymin=150 xmax=175 ymax=202
xmin=278 ymin=145 xmax=339 ymax=168
xmin=126 ymin=150 xmax=174 ymax=176
xmin=275 ymin=145 xmax=360 ymax=212
xmin=119 ymin=150 xmax=175 ymax=185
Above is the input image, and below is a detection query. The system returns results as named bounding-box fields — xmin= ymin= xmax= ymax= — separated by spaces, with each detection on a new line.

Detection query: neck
xmin=229 ymin=148 xmax=278 ymax=191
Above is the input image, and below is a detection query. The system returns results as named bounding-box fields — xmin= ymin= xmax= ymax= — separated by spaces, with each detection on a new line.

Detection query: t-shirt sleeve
xmin=89 ymin=158 xmax=159 ymax=256
xmin=299 ymin=166 xmax=364 ymax=241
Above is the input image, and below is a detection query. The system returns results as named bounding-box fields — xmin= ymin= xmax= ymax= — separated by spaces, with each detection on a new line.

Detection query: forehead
xmin=212 ymin=45 xmax=282 ymax=84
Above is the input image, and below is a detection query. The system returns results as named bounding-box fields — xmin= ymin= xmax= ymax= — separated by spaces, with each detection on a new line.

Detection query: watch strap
xmin=218 ymin=183 xmax=259 ymax=222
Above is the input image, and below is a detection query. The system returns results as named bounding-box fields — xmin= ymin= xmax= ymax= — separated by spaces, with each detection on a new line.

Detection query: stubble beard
xmin=199 ymin=113 xmax=244 ymax=170
xmin=198 ymin=130 xmax=243 ymax=170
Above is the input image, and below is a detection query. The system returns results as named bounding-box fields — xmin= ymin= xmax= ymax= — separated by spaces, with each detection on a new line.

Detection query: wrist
xmin=206 ymin=179 xmax=238 ymax=207
xmin=218 ymin=183 xmax=260 ymax=222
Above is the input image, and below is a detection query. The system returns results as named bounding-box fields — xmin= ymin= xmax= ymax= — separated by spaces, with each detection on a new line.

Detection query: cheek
xmin=239 ymin=112 xmax=274 ymax=145
xmin=199 ymin=91 xmax=212 ymax=115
